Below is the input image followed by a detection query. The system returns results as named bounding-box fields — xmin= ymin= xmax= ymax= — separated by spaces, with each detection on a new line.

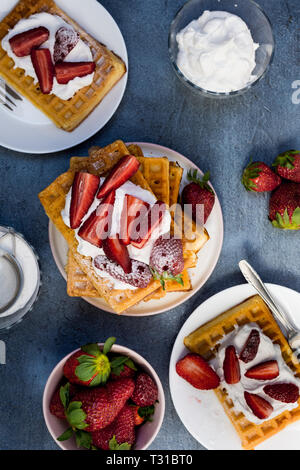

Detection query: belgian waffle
xmin=0 ymin=0 xmax=126 ymax=131
xmin=184 ymin=295 xmax=300 ymax=450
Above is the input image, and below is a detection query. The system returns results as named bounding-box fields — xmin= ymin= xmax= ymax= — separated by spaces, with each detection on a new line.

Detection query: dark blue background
xmin=0 ymin=0 xmax=299 ymax=450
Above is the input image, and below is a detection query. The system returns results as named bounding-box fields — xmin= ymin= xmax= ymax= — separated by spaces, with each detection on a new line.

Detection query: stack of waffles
xmin=184 ymin=295 xmax=300 ymax=450
xmin=0 ymin=0 xmax=126 ymax=131
xmin=39 ymin=140 xmax=209 ymax=314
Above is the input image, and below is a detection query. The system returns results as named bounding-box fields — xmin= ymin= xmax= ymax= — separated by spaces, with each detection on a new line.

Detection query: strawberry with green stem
xmin=269 ymin=181 xmax=300 ymax=230
xmin=242 ymin=159 xmax=281 ymax=192
xmin=182 ymin=170 xmax=215 ymax=224
xmin=273 ymin=150 xmax=300 ymax=183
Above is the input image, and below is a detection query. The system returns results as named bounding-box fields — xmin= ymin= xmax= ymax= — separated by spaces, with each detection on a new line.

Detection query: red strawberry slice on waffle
xmin=176 ymin=353 xmax=220 ymax=390
xmin=55 ymin=61 xmax=95 ymax=84
xmin=223 ymin=346 xmax=241 ymax=384
xmin=53 ymin=27 xmax=80 ymax=63
xmin=244 ymin=391 xmax=273 ymax=420
xmin=102 ymin=235 xmax=132 ymax=274
xmin=94 ymin=256 xmax=152 ymax=288
xmin=78 ymin=190 xmax=115 ymax=247
xmin=130 ymin=201 xmax=166 ymax=249
xmin=97 ymin=155 xmax=140 ymax=199
xmin=9 ymin=27 xmax=49 ymax=57
xmin=245 ymin=360 xmax=279 ymax=381
xmin=31 ymin=48 xmax=54 ymax=94
xmin=119 ymin=195 xmax=150 ymax=246
xmin=69 ymin=172 xmax=100 ymax=229
xmin=150 ymin=236 xmax=184 ymax=275
xmin=239 ymin=329 xmax=260 ymax=363
xmin=263 ymin=383 xmax=299 ymax=403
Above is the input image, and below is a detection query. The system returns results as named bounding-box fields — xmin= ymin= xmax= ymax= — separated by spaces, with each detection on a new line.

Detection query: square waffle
xmin=184 ymin=295 xmax=300 ymax=450
xmin=0 ymin=0 xmax=126 ymax=131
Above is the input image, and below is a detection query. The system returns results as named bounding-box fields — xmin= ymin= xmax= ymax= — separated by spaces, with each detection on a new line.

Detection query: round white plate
xmin=169 ymin=283 xmax=300 ymax=450
xmin=49 ymin=142 xmax=224 ymax=316
xmin=0 ymin=0 xmax=128 ymax=153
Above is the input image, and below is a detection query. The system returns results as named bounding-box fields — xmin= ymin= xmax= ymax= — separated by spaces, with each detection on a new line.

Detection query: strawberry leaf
xmin=59 ymin=382 xmax=70 ymax=410
xmin=272 ymin=208 xmax=300 ymax=230
xmin=103 ymin=336 xmax=116 ymax=355
xmin=75 ymin=430 xmax=92 ymax=449
xmin=138 ymin=405 xmax=155 ymax=422
xmin=75 ymin=352 xmax=111 ymax=384
xmin=187 ymin=169 xmax=214 ymax=194
xmin=150 ymin=267 xmax=184 ymax=290
xmin=57 ymin=427 xmax=73 ymax=442
xmin=81 ymin=343 xmax=101 ymax=356
xmin=109 ymin=435 xmax=131 ymax=451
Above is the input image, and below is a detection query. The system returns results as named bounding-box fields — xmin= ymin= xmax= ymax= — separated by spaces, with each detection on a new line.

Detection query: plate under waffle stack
xmin=184 ymin=295 xmax=300 ymax=450
xmin=0 ymin=0 xmax=126 ymax=131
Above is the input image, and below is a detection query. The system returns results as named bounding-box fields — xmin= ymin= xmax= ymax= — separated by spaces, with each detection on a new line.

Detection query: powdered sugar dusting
xmin=53 ymin=27 xmax=80 ymax=63
xmin=94 ymin=255 xmax=152 ymax=289
xmin=150 ymin=236 xmax=184 ymax=275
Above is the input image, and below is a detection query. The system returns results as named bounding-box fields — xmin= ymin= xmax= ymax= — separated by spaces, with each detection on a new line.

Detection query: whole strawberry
xmin=73 ymin=377 xmax=135 ymax=432
xmin=150 ymin=236 xmax=184 ymax=276
xmin=63 ymin=338 xmax=116 ymax=387
xmin=131 ymin=373 xmax=158 ymax=407
xmin=273 ymin=150 xmax=300 ymax=183
xmin=181 ymin=170 xmax=215 ymax=224
xmin=269 ymin=181 xmax=300 ymax=230
xmin=242 ymin=160 xmax=281 ymax=192
xmin=91 ymin=405 xmax=135 ymax=450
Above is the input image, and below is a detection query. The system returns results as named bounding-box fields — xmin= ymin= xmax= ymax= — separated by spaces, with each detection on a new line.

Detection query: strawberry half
xmin=97 ymin=155 xmax=140 ymax=199
xmin=130 ymin=201 xmax=166 ymax=249
xmin=69 ymin=172 xmax=100 ymax=229
xmin=119 ymin=194 xmax=150 ymax=245
xmin=31 ymin=48 xmax=54 ymax=94
xmin=53 ymin=27 xmax=80 ymax=63
xmin=55 ymin=61 xmax=95 ymax=84
xmin=78 ymin=190 xmax=115 ymax=247
xmin=223 ymin=346 xmax=241 ymax=384
xmin=239 ymin=329 xmax=260 ymax=363
xmin=245 ymin=360 xmax=279 ymax=381
xmin=176 ymin=353 xmax=220 ymax=390
xmin=244 ymin=391 xmax=273 ymax=420
xmin=9 ymin=27 xmax=49 ymax=57
xmin=263 ymin=383 xmax=299 ymax=403
xmin=102 ymin=235 xmax=132 ymax=274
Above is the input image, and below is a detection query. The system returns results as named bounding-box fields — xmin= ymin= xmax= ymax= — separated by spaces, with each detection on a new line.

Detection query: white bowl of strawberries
xmin=43 ymin=338 xmax=165 ymax=450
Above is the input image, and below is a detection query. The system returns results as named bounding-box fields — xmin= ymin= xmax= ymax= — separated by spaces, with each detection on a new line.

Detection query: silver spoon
xmin=239 ymin=260 xmax=300 ymax=357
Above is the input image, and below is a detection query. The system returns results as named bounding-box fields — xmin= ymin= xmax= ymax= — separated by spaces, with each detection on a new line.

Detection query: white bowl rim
xmin=43 ymin=343 xmax=165 ymax=451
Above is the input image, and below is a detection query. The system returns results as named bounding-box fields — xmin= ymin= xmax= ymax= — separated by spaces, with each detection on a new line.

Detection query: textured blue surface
xmin=0 ymin=0 xmax=299 ymax=450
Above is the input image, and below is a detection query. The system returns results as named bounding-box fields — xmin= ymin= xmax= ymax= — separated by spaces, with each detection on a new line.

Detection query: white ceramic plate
xmin=49 ymin=142 xmax=224 ymax=316
xmin=0 ymin=0 xmax=128 ymax=153
xmin=169 ymin=283 xmax=300 ymax=450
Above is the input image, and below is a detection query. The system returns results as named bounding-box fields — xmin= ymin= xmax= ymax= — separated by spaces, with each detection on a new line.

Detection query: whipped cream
xmin=62 ymin=179 xmax=171 ymax=291
xmin=213 ymin=323 xmax=300 ymax=424
xmin=176 ymin=10 xmax=259 ymax=93
xmin=2 ymin=12 xmax=94 ymax=100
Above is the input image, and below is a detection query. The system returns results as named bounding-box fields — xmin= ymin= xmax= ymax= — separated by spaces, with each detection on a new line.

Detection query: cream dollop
xmin=2 ymin=12 xmax=94 ymax=100
xmin=213 ymin=324 xmax=300 ymax=424
xmin=176 ymin=10 xmax=259 ymax=93
xmin=62 ymin=179 xmax=171 ymax=291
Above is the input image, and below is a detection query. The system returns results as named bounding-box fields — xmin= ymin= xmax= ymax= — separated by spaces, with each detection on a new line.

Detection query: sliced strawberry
xmin=223 ymin=346 xmax=241 ymax=384
xmin=78 ymin=190 xmax=115 ymax=247
xmin=97 ymin=155 xmax=140 ymax=200
xmin=239 ymin=329 xmax=260 ymax=363
xmin=55 ymin=61 xmax=95 ymax=84
xmin=119 ymin=195 xmax=150 ymax=245
xmin=176 ymin=353 xmax=220 ymax=390
xmin=244 ymin=391 xmax=273 ymax=420
xmin=70 ymin=172 xmax=100 ymax=229
xmin=130 ymin=201 xmax=166 ymax=249
xmin=31 ymin=48 xmax=54 ymax=94
xmin=9 ymin=27 xmax=49 ymax=57
xmin=245 ymin=360 xmax=279 ymax=381
xmin=102 ymin=235 xmax=132 ymax=274
xmin=53 ymin=27 xmax=80 ymax=63
xmin=94 ymin=256 xmax=152 ymax=288
xmin=263 ymin=383 xmax=299 ymax=403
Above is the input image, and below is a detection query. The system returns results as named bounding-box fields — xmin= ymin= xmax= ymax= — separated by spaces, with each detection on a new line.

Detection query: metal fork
xmin=0 ymin=79 xmax=22 ymax=111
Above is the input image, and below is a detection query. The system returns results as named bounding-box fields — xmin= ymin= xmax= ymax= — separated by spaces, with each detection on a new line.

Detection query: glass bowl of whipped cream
xmin=169 ymin=0 xmax=275 ymax=97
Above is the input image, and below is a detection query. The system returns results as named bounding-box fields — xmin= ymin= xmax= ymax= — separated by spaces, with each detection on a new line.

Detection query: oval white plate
xmin=169 ymin=283 xmax=300 ymax=450
xmin=0 ymin=0 xmax=128 ymax=153
xmin=49 ymin=142 xmax=224 ymax=316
